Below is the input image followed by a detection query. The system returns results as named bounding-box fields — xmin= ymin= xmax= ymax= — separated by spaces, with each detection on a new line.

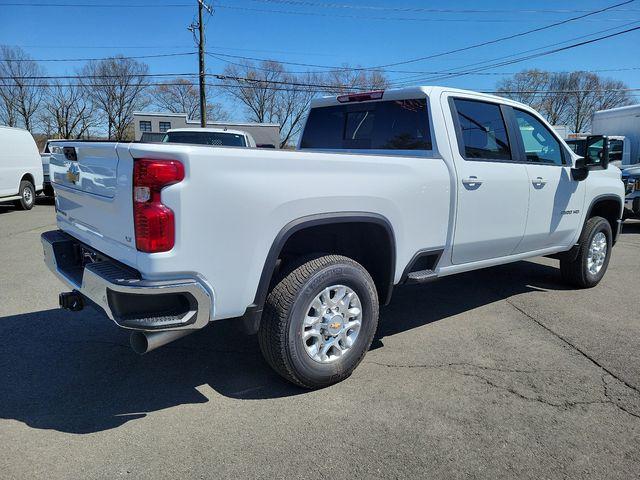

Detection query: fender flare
xmin=241 ymin=212 xmax=397 ymax=333
xmin=562 ymin=194 xmax=623 ymax=262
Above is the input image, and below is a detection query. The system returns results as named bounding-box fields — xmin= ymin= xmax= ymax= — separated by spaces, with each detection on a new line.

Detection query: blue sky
xmin=1 ymin=0 xmax=639 ymax=121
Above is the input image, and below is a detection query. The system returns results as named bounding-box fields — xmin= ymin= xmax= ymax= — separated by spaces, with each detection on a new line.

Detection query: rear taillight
xmin=133 ymin=159 xmax=184 ymax=253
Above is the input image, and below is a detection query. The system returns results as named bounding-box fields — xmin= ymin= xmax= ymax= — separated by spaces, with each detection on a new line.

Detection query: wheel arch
xmin=20 ymin=172 xmax=35 ymax=187
xmin=241 ymin=212 xmax=396 ymax=333
xmin=585 ymin=194 xmax=623 ymax=245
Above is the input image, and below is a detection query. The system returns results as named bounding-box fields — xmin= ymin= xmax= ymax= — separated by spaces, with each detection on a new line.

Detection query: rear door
xmin=446 ymin=95 xmax=530 ymax=264
xmin=510 ymin=108 xmax=585 ymax=252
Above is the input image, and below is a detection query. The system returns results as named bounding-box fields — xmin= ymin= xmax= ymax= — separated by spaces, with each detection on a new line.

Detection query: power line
xmin=362 ymin=0 xmax=637 ymax=70
xmin=406 ymin=25 xmax=640 ymax=85
xmin=248 ymin=0 xmax=640 ymax=14
xmin=2 ymin=1 xmax=639 ymax=23
xmin=388 ymin=20 xmax=640 ymax=85
xmin=3 ymin=1 xmax=635 ymax=69
xmin=2 ymin=66 xmax=640 ymax=83
xmin=6 ymin=52 xmax=197 ymax=62
xmin=204 ymin=0 xmax=637 ymax=73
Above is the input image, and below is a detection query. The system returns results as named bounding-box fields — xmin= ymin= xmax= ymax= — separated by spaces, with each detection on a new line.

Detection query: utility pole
xmin=197 ymin=0 xmax=207 ymax=127
xmin=190 ymin=0 xmax=212 ymax=127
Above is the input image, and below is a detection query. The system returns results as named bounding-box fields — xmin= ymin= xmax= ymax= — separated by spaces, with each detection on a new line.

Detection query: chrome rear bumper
xmin=41 ymin=230 xmax=212 ymax=331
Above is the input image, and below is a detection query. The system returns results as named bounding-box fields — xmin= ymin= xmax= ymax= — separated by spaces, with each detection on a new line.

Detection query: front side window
xmin=514 ymin=109 xmax=564 ymax=166
xmin=139 ymin=121 xmax=152 ymax=132
xmin=300 ymin=98 xmax=432 ymax=151
xmin=453 ymin=99 xmax=511 ymax=160
xmin=159 ymin=121 xmax=171 ymax=133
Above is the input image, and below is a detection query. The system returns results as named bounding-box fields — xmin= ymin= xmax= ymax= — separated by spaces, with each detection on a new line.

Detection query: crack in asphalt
xmin=367 ymin=359 xmax=640 ymax=419
xmin=365 ymin=361 xmax=539 ymax=374
xmin=601 ymin=374 xmax=640 ymax=421
xmin=504 ymin=297 xmax=640 ymax=397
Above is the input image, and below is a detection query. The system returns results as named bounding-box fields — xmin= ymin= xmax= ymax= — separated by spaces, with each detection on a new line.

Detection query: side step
xmin=406 ymin=269 xmax=437 ymax=284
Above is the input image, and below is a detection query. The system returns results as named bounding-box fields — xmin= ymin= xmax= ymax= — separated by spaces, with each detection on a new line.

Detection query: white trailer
xmin=591 ymin=104 xmax=640 ymax=166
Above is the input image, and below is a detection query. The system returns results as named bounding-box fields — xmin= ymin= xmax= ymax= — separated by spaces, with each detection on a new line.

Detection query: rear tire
xmin=14 ymin=180 xmax=35 ymax=210
xmin=258 ymin=254 xmax=379 ymax=389
xmin=560 ymin=216 xmax=612 ymax=288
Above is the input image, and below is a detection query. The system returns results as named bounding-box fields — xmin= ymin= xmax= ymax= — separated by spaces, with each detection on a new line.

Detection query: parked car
xmin=622 ymin=165 xmax=640 ymax=217
xmin=42 ymin=86 xmax=624 ymax=389
xmin=161 ymin=127 xmax=257 ymax=148
xmin=0 ymin=126 xmax=44 ymax=210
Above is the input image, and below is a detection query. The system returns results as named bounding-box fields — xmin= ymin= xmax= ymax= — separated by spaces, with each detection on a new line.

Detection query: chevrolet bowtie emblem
xmin=329 ymin=322 xmax=342 ymax=329
xmin=66 ymin=164 xmax=80 ymax=184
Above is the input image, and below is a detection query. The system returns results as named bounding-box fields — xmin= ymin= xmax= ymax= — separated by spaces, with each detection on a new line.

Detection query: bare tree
xmin=43 ymin=80 xmax=94 ymax=139
xmin=497 ymin=69 xmax=632 ymax=133
xmin=220 ymin=61 xmax=317 ymax=147
xmin=0 ymin=45 xmax=46 ymax=131
xmin=153 ymin=78 xmax=228 ymax=121
xmin=221 ymin=61 xmax=390 ymax=147
xmin=80 ymin=56 xmax=150 ymax=140
xmin=322 ymin=66 xmax=389 ymax=95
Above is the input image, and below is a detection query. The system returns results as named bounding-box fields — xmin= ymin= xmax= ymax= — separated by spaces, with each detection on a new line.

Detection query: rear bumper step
xmin=41 ymin=230 xmax=212 ymax=332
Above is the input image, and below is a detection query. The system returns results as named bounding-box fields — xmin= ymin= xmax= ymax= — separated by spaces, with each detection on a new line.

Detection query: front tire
xmin=560 ymin=216 xmax=612 ymax=288
xmin=258 ymin=255 xmax=379 ymax=389
xmin=14 ymin=180 xmax=35 ymax=210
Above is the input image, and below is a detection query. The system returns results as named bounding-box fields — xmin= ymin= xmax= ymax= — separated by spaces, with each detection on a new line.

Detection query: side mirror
xmin=571 ymin=157 xmax=589 ymax=181
xmin=585 ymin=135 xmax=609 ymax=169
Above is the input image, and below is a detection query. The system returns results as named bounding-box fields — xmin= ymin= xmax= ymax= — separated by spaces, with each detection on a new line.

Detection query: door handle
xmin=462 ymin=176 xmax=483 ymax=187
xmin=532 ymin=176 xmax=547 ymax=187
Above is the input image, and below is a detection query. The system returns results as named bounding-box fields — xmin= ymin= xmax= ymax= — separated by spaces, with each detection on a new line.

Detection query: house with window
xmin=133 ymin=112 xmax=281 ymax=147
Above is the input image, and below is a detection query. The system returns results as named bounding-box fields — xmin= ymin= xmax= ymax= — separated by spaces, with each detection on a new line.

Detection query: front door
xmin=447 ymin=96 xmax=530 ymax=265
xmin=510 ymin=108 xmax=585 ymax=253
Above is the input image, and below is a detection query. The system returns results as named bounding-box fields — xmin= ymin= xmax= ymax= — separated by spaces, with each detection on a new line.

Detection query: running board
xmin=406 ymin=269 xmax=437 ymax=284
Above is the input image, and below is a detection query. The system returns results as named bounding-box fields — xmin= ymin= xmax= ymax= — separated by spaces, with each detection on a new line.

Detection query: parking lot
xmin=0 ymin=202 xmax=638 ymax=479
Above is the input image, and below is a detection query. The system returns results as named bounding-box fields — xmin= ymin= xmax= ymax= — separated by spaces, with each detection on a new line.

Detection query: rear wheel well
xmin=275 ymin=221 xmax=395 ymax=305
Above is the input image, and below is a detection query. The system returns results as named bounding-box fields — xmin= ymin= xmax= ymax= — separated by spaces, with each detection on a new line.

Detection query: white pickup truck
xmin=42 ymin=86 xmax=625 ymax=389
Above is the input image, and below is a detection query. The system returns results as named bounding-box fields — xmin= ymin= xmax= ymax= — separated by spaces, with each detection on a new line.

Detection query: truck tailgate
xmin=50 ymin=142 xmax=137 ymax=267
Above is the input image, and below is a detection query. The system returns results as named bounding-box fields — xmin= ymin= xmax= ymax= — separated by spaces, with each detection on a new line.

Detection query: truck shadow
xmin=622 ymin=220 xmax=640 ymax=234
xmin=0 ymin=259 xmax=569 ymax=434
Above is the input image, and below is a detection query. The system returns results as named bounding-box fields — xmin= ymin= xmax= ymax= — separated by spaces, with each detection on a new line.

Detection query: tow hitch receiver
xmin=59 ymin=290 xmax=84 ymax=312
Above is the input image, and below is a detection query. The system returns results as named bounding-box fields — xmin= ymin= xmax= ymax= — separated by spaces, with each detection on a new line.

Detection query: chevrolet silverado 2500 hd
xmin=41 ymin=86 xmax=625 ymax=389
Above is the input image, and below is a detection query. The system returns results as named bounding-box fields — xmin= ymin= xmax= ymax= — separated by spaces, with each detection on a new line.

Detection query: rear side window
xmin=300 ymin=98 xmax=432 ymax=151
xmin=453 ymin=99 xmax=511 ymax=160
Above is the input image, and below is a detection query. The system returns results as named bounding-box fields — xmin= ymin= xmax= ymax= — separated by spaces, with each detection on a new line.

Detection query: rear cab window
xmin=300 ymin=98 xmax=432 ymax=152
xmin=162 ymin=131 xmax=247 ymax=147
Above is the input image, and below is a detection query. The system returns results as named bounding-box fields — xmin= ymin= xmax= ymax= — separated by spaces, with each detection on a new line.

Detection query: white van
xmin=0 ymin=126 xmax=44 ymax=210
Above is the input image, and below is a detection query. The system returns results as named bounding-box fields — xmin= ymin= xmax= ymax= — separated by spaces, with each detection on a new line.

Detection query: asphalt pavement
xmin=1 ymin=201 xmax=639 ymax=479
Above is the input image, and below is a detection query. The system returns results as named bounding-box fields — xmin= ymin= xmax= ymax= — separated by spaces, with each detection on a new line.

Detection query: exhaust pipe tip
xmin=129 ymin=329 xmax=195 ymax=355
xmin=130 ymin=331 xmax=149 ymax=355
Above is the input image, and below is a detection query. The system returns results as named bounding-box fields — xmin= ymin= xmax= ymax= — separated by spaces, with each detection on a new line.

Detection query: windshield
xmin=162 ymin=131 xmax=246 ymax=147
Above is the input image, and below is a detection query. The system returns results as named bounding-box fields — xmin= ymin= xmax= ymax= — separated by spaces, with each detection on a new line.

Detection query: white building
xmin=133 ymin=112 xmax=281 ymax=147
